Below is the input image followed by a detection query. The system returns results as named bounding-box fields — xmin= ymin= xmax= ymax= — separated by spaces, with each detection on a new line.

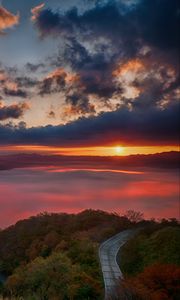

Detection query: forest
xmin=0 ymin=210 xmax=179 ymax=299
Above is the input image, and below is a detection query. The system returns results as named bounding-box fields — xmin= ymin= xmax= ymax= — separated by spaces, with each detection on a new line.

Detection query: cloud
xmin=48 ymin=110 xmax=55 ymax=118
xmin=0 ymin=165 xmax=179 ymax=227
xmin=62 ymin=39 xmax=120 ymax=99
xmin=32 ymin=0 xmax=179 ymax=51
xmin=31 ymin=3 xmax=45 ymax=21
xmin=29 ymin=0 xmax=179 ymax=119
xmin=0 ymin=5 xmax=19 ymax=34
xmin=0 ymin=101 xmax=29 ymax=121
xmin=31 ymin=6 xmax=74 ymax=38
xmin=39 ymin=45 xmax=179 ymax=120
xmin=4 ymin=87 xmax=27 ymax=98
xmin=132 ymin=0 xmax=179 ymax=50
xmin=65 ymin=92 xmax=95 ymax=116
xmin=39 ymin=68 xmax=67 ymax=95
xmin=0 ymin=0 xmax=177 ymax=139
xmin=39 ymin=67 xmax=96 ymax=116
xmin=15 ymin=76 xmax=39 ymax=89
xmin=26 ymin=62 xmax=45 ymax=73
xmin=0 ymin=68 xmax=28 ymax=98
xmin=0 ymin=103 xmax=178 ymax=146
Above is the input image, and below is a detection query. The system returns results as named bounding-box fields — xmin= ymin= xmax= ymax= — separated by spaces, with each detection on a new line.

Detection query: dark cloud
xmin=33 ymin=3 xmax=134 ymax=49
xmin=32 ymin=7 xmax=74 ymax=38
xmin=0 ymin=103 xmax=179 ymax=146
xmin=66 ymin=92 xmax=95 ymax=115
xmin=4 ymin=87 xmax=27 ymax=98
xmin=39 ymin=69 xmax=66 ymax=95
xmin=0 ymin=0 xmax=172 ymax=122
xmin=33 ymin=0 xmax=179 ymax=51
xmin=31 ymin=1 xmax=138 ymax=108
xmin=42 ymin=39 xmax=121 ymax=114
xmin=61 ymin=38 xmax=92 ymax=70
xmin=30 ymin=0 xmax=179 ymax=117
xmin=0 ymin=67 xmax=30 ymax=99
xmin=15 ymin=76 xmax=39 ymax=89
xmin=0 ymin=0 xmax=178 ymax=146
xmin=26 ymin=62 xmax=45 ymax=73
xmin=0 ymin=102 xmax=29 ymax=121
xmin=48 ymin=110 xmax=56 ymax=118
xmin=63 ymin=39 xmax=121 ymax=98
xmin=131 ymin=0 xmax=179 ymax=50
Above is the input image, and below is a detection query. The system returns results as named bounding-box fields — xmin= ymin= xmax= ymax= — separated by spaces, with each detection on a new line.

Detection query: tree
xmin=5 ymin=252 xmax=102 ymax=299
xmin=125 ymin=210 xmax=144 ymax=223
xmin=120 ymin=263 xmax=180 ymax=300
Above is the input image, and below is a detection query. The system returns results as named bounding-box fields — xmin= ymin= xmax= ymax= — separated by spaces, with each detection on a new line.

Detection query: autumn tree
xmin=5 ymin=252 xmax=102 ymax=299
xmin=119 ymin=263 xmax=180 ymax=300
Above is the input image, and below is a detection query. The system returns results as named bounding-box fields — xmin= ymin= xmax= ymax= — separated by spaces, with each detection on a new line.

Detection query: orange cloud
xmin=113 ymin=59 xmax=146 ymax=100
xmin=113 ymin=59 xmax=145 ymax=77
xmin=0 ymin=6 xmax=19 ymax=33
xmin=31 ymin=3 xmax=45 ymax=21
xmin=46 ymin=68 xmax=80 ymax=84
xmin=46 ymin=68 xmax=67 ymax=80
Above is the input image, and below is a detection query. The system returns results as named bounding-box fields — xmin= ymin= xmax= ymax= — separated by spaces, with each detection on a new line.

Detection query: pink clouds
xmin=0 ymin=167 xmax=179 ymax=228
xmin=31 ymin=3 xmax=45 ymax=21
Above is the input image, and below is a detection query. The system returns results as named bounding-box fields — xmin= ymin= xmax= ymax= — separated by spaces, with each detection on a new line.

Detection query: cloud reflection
xmin=0 ymin=166 xmax=179 ymax=228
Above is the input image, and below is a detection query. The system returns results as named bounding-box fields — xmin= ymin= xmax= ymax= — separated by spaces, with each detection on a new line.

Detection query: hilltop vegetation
xmin=0 ymin=209 xmax=133 ymax=299
xmin=0 ymin=210 xmax=179 ymax=299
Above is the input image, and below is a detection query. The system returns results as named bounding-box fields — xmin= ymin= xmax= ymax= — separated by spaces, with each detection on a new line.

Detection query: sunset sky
xmin=0 ymin=0 xmax=179 ymax=153
xmin=0 ymin=0 xmax=179 ymax=227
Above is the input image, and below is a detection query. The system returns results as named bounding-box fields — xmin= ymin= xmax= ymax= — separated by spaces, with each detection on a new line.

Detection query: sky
xmin=0 ymin=0 xmax=179 ymax=226
xmin=0 ymin=0 xmax=179 ymax=155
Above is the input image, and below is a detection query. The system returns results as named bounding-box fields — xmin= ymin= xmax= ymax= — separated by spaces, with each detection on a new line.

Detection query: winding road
xmin=99 ymin=229 xmax=137 ymax=299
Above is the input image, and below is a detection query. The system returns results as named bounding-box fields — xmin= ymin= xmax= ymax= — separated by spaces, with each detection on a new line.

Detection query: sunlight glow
xmin=0 ymin=145 xmax=179 ymax=156
xmin=115 ymin=146 xmax=124 ymax=155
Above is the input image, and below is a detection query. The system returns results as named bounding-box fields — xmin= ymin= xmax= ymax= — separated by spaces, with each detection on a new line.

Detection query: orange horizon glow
xmin=47 ymin=167 xmax=145 ymax=174
xmin=0 ymin=145 xmax=179 ymax=156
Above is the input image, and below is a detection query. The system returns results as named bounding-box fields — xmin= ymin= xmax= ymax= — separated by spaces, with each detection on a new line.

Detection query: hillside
xmin=0 ymin=209 xmax=133 ymax=299
xmin=120 ymin=226 xmax=180 ymax=275
xmin=118 ymin=226 xmax=180 ymax=300
xmin=0 ymin=211 xmax=179 ymax=299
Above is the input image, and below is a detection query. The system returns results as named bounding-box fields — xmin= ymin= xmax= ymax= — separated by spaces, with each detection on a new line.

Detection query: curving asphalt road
xmin=99 ymin=229 xmax=136 ymax=299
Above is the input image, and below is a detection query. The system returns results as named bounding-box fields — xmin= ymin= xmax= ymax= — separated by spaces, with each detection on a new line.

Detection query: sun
xmin=114 ymin=146 xmax=124 ymax=155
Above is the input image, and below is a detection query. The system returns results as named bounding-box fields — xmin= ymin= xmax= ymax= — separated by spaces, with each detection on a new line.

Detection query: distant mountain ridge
xmin=0 ymin=151 xmax=179 ymax=171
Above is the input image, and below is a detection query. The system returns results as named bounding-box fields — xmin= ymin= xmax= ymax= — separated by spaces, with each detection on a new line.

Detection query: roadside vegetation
xmin=117 ymin=223 xmax=180 ymax=300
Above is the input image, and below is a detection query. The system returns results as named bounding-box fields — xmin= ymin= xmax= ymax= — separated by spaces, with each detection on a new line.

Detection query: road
xmin=99 ymin=229 xmax=136 ymax=299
